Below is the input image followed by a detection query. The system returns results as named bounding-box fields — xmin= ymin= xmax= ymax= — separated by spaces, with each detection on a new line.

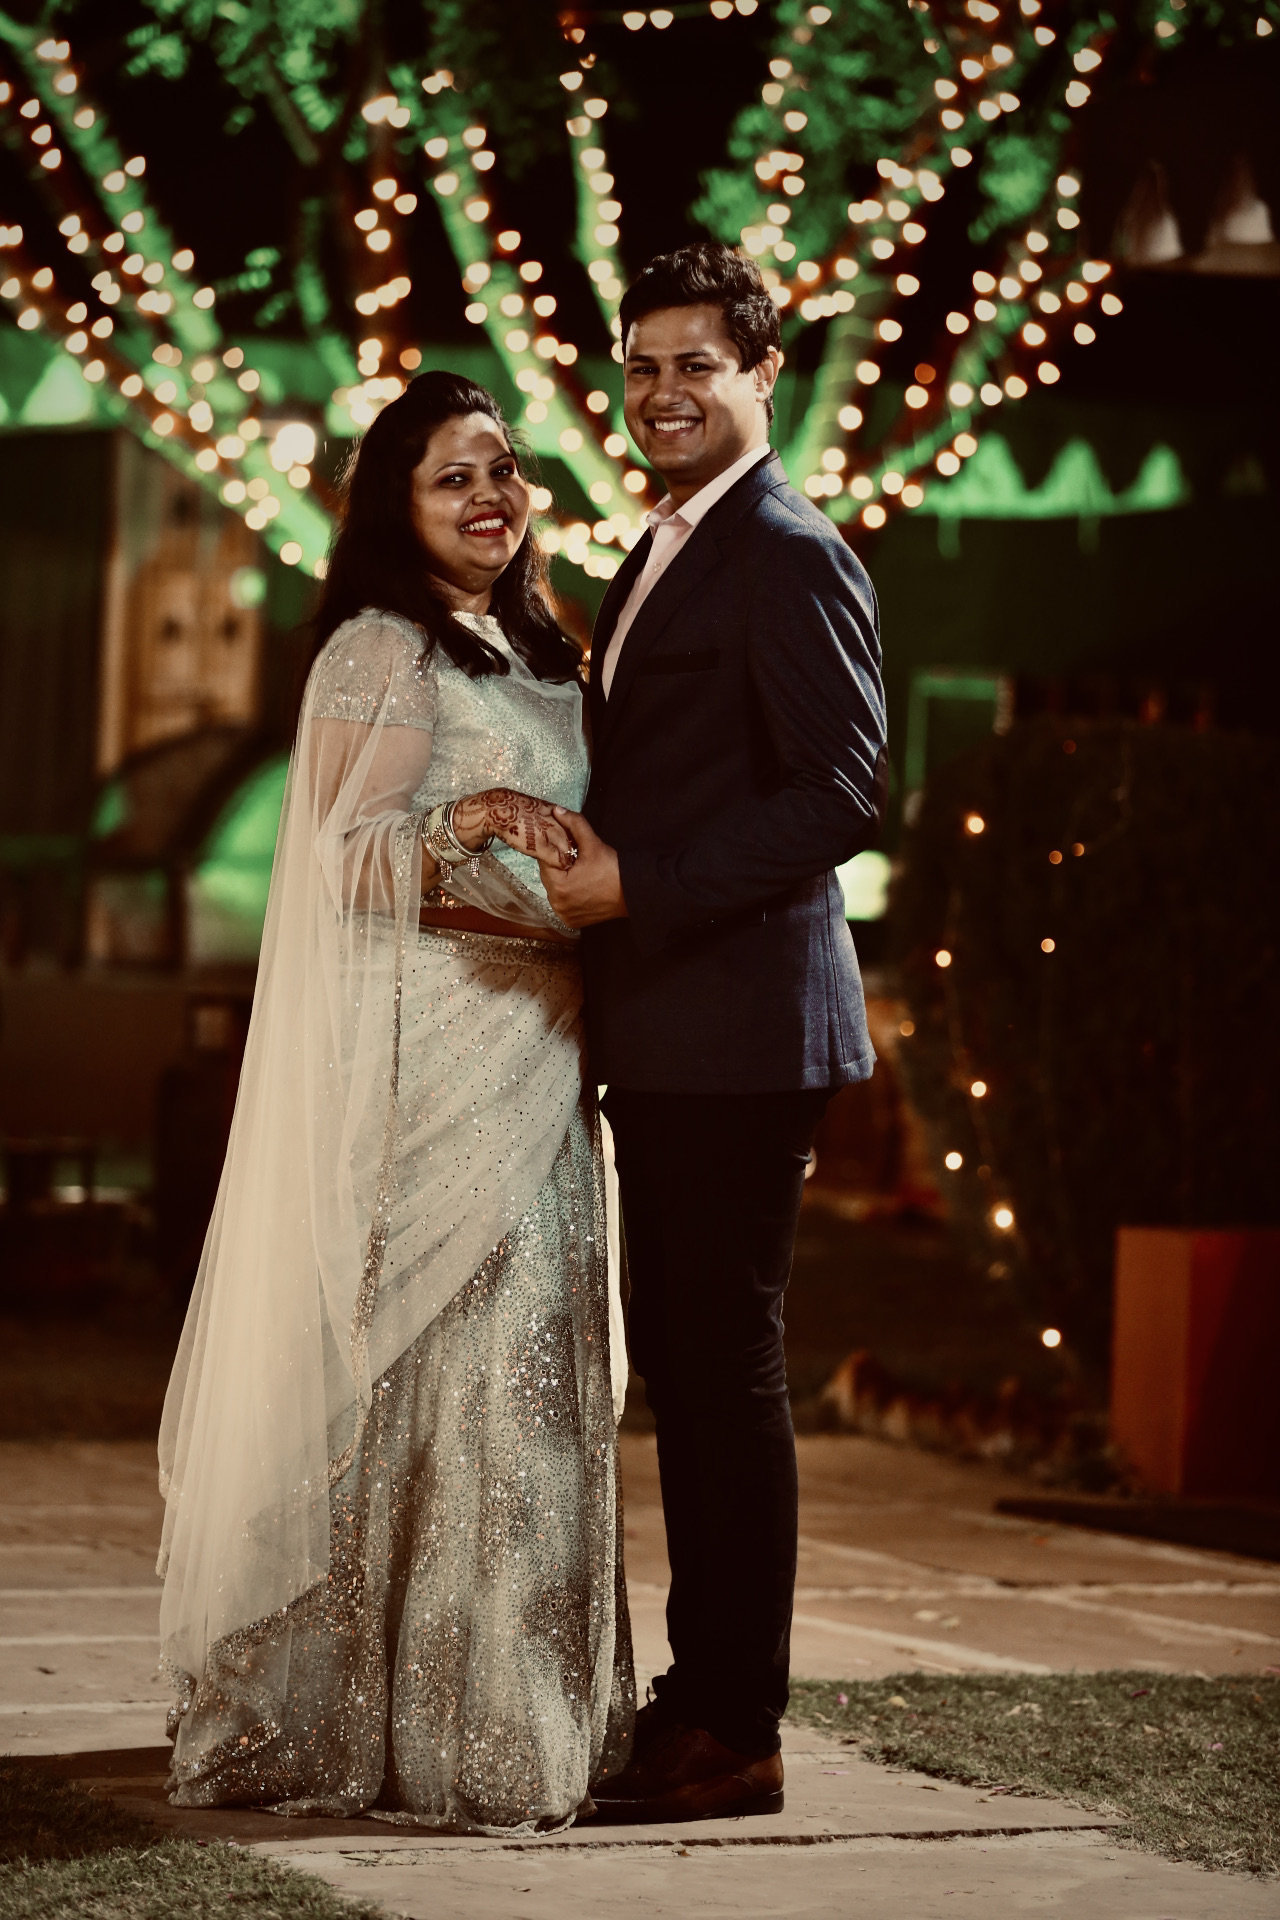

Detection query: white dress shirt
xmin=599 ymin=443 xmax=773 ymax=697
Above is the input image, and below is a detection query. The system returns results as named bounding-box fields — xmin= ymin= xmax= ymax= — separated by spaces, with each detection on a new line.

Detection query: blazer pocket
xmin=637 ymin=649 xmax=722 ymax=674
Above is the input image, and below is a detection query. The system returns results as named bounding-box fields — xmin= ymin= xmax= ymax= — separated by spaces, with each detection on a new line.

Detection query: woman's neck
xmin=427 ymin=571 xmax=493 ymax=616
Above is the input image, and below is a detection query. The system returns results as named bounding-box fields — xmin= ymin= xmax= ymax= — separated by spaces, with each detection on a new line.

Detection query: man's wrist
xmin=605 ymin=847 xmax=628 ymax=919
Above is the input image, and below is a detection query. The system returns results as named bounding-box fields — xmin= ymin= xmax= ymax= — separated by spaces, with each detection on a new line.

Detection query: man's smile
xmin=645 ymin=415 xmax=702 ymax=438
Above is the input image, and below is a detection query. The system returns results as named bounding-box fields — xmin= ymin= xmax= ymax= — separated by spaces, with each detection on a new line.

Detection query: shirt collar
xmin=646 ymin=443 xmax=774 ymax=535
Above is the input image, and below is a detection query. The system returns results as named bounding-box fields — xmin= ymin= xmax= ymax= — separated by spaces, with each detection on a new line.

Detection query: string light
xmin=919 ymin=756 xmax=1118 ymax=1263
xmin=2 ymin=4 xmax=1158 ymax=576
xmin=0 ymin=34 xmax=332 ymax=573
xmin=740 ymin=1 xmax=1113 ymax=510
xmin=759 ymin=1 xmax=1141 ymax=523
xmin=414 ymin=90 xmax=645 ymax=568
xmin=746 ymin=0 xmax=1021 ymax=496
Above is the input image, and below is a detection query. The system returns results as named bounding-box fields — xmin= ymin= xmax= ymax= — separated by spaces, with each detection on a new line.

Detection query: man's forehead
xmin=625 ymin=305 xmax=737 ymax=359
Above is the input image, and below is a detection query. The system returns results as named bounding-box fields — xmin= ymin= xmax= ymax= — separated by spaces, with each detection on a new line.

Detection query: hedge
xmin=889 ymin=718 xmax=1280 ymax=1372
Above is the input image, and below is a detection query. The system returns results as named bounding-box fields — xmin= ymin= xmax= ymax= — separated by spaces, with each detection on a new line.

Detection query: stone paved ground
xmin=621 ymin=1433 xmax=1280 ymax=1692
xmin=252 ymin=1828 xmax=1280 ymax=1920
xmin=1 ymin=1434 xmax=1276 ymax=1915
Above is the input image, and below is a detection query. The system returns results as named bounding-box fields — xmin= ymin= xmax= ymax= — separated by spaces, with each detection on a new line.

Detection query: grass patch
xmin=0 ymin=1760 xmax=384 ymax=1919
xmin=788 ymin=1670 xmax=1280 ymax=1877
xmin=0 ymin=1761 xmax=153 ymax=1866
xmin=0 ymin=1845 xmax=386 ymax=1920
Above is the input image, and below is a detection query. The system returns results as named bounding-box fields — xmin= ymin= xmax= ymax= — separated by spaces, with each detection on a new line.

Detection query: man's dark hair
xmin=619 ymin=242 xmax=782 ymax=424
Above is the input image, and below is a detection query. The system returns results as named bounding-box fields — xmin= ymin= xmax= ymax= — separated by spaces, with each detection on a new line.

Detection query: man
xmin=543 ymin=242 xmax=887 ymax=1823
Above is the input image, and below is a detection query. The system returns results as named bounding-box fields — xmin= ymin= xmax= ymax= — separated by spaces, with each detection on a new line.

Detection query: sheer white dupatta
xmin=158 ymin=610 xmax=588 ymax=1688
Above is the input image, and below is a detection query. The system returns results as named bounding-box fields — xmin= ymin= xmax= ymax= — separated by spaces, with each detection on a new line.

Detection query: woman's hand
xmin=451 ymin=788 xmax=579 ymax=871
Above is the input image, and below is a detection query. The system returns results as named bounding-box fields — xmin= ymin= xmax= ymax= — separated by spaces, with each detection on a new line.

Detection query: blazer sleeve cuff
xmin=617 ymin=846 xmax=685 ymax=958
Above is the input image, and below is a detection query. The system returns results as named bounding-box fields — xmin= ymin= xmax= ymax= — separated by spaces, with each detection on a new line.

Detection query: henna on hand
xmin=483 ymin=788 xmax=542 ymax=855
xmin=453 ymin=788 xmax=578 ymax=869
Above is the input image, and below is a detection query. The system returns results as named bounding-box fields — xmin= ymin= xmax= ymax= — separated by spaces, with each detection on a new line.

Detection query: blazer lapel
xmin=587 ymin=530 xmax=651 ymax=736
xmin=598 ymin=452 xmax=787 ymax=737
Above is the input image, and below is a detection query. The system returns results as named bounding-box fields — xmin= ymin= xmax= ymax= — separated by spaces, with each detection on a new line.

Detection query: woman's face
xmin=410 ymin=411 xmax=530 ymax=603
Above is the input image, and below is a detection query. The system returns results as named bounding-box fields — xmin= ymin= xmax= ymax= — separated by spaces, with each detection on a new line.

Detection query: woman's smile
xmin=459 ymin=510 xmax=512 ymax=538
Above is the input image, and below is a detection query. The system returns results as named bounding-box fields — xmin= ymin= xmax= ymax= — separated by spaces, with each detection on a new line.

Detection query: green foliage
xmin=890 ymin=720 xmax=1280 ymax=1368
xmin=34 ymin=0 xmax=1280 ymax=522
xmin=120 ymin=24 xmax=189 ymax=82
xmin=255 ymin=288 xmax=296 ymax=326
xmin=119 ymin=0 xmax=364 ymax=127
xmin=970 ymin=130 xmax=1059 ymax=246
xmin=695 ymin=0 xmax=934 ymax=264
xmin=1151 ymin=0 xmax=1280 ymax=42
xmin=789 ymin=1671 xmax=1280 ymax=1876
xmin=410 ymin=0 xmax=582 ymax=174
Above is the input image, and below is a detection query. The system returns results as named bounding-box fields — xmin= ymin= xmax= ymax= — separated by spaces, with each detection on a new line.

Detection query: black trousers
xmin=603 ymin=1084 xmax=832 ymax=1759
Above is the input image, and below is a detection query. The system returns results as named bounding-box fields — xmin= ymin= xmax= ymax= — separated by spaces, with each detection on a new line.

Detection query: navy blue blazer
xmin=580 ymin=450 xmax=888 ymax=1095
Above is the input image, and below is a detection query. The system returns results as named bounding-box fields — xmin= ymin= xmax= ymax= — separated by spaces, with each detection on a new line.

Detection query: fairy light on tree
xmin=3 ymin=0 xmax=1275 ymax=581
xmin=0 ymin=34 xmax=331 ymax=571
xmin=693 ymin=0 xmax=1215 ymax=521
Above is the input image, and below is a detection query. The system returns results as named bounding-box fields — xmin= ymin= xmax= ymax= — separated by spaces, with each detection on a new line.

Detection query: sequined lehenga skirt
xmin=165 ymin=1081 xmax=635 ymax=1833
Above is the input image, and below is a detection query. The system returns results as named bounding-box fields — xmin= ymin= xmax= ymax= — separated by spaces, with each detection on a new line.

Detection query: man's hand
xmin=540 ymin=809 xmax=628 ymax=927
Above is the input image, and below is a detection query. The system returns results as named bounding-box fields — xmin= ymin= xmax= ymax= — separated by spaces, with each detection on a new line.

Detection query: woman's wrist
xmin=449 ymin=793 xmax=493 ymax=854
xmin=422 ymin=799 xmax=491 ymax=871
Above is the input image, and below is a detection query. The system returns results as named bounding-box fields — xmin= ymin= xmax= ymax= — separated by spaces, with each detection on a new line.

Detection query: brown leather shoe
xmin=592 ymin=1725 xmax=783 ymax=1824
xmin=632 ymin=1695 xmax=684 ymax=1758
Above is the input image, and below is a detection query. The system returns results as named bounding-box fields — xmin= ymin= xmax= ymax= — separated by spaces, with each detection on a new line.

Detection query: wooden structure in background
xmin=0 ymin=429 xmax=268 ymax=966
xmin=1112 ymin=1227 xmax=1280 ymax=1500
xmin=97 ymin=434 xmax=263 ymax=774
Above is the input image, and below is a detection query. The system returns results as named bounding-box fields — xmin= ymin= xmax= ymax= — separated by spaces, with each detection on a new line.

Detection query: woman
xmin=157 ymin=372 xmax=634 ymax=1833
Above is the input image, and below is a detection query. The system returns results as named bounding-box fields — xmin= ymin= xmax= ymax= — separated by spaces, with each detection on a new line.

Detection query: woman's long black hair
xmin=310 ymin=370 xmax=580 ymax=688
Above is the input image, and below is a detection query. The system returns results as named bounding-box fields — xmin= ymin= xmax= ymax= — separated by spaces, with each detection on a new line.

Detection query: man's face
xmin=623 ymin=303 xmax=780 ymax=503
